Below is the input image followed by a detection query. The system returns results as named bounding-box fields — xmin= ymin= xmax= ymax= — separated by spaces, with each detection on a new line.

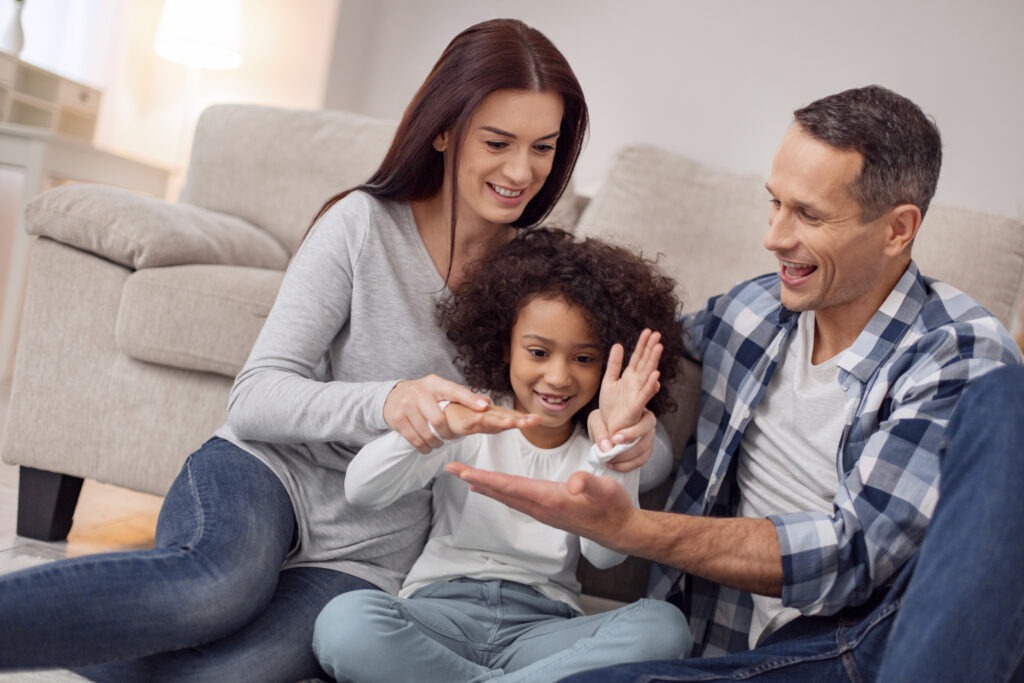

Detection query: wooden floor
xmin=0 ymin=380 xmax=163 ymax=571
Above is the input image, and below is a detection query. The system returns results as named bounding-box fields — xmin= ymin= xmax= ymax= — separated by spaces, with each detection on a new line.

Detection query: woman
xmin=0 ymin=18 xmax=656 ymax=682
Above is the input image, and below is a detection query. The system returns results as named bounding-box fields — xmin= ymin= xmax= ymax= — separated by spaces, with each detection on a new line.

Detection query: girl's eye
xmin=575 ymin=355 xmax=596 ymax=364
xmin=527 ymin=348 xmax=548 ymax=358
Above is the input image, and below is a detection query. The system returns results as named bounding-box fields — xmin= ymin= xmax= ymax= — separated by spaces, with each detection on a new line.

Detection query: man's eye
xmin=800 ymin=209 xmax=822 ymax=223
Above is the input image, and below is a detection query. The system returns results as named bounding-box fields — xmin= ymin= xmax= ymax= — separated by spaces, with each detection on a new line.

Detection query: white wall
xmin=325 ymin=0 xmax=1024 ymax=221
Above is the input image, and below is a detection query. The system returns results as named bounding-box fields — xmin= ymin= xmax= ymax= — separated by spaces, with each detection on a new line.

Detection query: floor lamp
xmin=153 ymin=0 xmax=243 ymax=187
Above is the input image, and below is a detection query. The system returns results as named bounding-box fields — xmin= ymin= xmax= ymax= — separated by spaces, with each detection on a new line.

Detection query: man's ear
xmin=433 ymin=130 xmax=450 ymax=152
xmin=885 ymin=203 xmax=923 ymax=256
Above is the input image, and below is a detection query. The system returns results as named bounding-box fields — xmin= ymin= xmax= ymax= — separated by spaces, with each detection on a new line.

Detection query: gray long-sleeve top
xmin=216 ymin=192 xmax=461 ymax=594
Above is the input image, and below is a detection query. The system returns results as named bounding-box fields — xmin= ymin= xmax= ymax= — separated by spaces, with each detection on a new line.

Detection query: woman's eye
xmin=534 ymin=143 xmax=556 ymax=154
xmin=486 ymin=140 xmax=508 ymax=150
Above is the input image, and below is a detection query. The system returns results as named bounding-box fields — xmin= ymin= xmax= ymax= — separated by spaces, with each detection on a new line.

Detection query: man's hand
xmin=445 ymin=462 xmax=636 ymax=549
xmin=383 ymin=375 xmax=490 ymax=453
xmin=446 ymin=461 xmax=785 ymax=596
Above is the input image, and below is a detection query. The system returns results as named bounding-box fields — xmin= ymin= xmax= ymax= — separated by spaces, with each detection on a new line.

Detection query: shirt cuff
xmin=770 ymin=510 xmax=840 ymax=612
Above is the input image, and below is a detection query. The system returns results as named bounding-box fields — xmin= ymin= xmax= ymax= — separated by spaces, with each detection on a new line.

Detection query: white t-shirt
xmin=737 ymin=310 xmax=846 ymax=647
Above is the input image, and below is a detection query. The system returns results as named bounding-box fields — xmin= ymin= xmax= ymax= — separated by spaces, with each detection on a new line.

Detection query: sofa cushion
xmin=574 ymin=145 xmax=776 ymax=312
xmin=116 ymin=265 xmax=283 ymax=377
xmin=181 ymin=105 xmax=399 ymax=256
xmin=26 ymin=184 xmax=291 ymax=271
xmin=911 ymin=204 xmax=1024 ymax=332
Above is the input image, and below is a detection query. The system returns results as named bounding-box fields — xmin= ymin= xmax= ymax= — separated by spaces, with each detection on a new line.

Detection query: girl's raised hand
xmin=383 ymin=375 xmax=491 ymax=453
xmin=597 ymin=329 xmax=663 ymax=436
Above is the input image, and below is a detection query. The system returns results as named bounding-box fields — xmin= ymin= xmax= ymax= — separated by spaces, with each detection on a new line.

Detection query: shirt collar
xmin=837 ymin=261 xmax=925 ymax=385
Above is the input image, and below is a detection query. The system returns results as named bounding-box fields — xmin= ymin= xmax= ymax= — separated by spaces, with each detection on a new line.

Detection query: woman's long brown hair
xmin=308 ymin=19 xmax=588 ymax=277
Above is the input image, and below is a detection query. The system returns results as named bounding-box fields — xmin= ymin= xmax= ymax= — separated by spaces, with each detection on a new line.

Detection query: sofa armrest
xmin=25 ymin=183 xmax=291 ymax=271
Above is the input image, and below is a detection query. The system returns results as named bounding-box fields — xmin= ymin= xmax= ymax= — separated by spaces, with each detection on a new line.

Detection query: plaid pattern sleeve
xmin=649 ymin=263 xmax=1022 ymax=657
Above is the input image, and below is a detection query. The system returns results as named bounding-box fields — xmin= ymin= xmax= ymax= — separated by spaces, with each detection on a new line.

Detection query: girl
xmin=0 ymin=19 xmax=658 ymax=682
xmin=313 ymin=228 xmax=692 ymax=682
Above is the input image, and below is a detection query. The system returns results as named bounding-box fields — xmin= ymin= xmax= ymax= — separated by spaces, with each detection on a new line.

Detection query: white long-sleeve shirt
xmin=345 ymin=415 xmax=639 ymax=614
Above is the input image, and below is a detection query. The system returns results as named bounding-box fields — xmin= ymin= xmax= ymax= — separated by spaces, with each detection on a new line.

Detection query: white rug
xmin=0 ymin=552 xmax=56 ymax=574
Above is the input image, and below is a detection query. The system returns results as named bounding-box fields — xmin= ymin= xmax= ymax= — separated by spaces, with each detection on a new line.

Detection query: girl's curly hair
xmin=438 ymin=227 xmax=685 ymax=425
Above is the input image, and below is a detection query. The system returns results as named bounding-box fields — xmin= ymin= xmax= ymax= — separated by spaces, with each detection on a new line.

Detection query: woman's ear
xmin=433 ymin=130 xmax=450 ymax=152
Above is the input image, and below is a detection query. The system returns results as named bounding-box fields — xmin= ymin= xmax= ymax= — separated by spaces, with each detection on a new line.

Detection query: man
xmin=448 ymin=85 xmax=1024 ymax=681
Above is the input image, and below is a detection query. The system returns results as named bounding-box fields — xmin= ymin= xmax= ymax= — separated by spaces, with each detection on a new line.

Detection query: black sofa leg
xmin=16 ymin=467 xmax=84 ymax=541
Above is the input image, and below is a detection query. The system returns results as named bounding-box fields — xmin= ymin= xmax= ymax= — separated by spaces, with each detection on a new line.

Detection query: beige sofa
xmin=3 ymin=104 xmax=1023 ymax=604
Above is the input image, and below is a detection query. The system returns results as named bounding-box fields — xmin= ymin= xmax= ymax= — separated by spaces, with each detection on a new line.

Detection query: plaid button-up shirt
xmin=649 ymin=262 xmax=1022 ymax=657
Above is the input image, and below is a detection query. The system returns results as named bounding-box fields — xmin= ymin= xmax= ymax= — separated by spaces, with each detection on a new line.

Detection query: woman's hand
xmin=589 ymin=409 xmax=657 ymax=472
xmin=383 ymin=375 xmax=491 ymax=453
xmin=445 ymin=402 xmax=541 ymax=438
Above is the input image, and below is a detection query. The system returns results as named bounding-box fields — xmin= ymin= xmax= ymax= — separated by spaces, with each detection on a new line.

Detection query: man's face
xmin=763 ymin=125 xmax=896 ymax=325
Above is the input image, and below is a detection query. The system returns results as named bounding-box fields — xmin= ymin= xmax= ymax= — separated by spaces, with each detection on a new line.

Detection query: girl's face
xmin=507 ymin=296 xmax=604 ymax=449
xmin=436 ymin=89 xmax=564 ymax=233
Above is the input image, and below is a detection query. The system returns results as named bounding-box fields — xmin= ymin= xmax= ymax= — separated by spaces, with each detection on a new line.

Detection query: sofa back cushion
xmin=574 ymin=145 xmax=776 ymax=313
xmin=180 ymin=105 xmax=398 ymax=257
xmin=911 ymin=204 xmax=1024 ymax=334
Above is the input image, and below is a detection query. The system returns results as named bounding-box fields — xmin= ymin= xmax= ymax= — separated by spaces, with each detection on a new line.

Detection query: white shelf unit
xmin=0 ymin=51 xmax=100 ymax=142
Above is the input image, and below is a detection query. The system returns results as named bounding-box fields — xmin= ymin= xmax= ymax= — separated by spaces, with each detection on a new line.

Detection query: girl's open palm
xmin=598 ymin=329 xmax=663 ymax=434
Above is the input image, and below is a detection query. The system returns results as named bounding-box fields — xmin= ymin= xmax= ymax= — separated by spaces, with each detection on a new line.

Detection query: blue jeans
xmin=313 ymin=578 xmax=691 ymax=682
xmin=561 ymin=364 xmax=1024 ymax=682
xmin=0 ymin=437 xmax=379 ymax=681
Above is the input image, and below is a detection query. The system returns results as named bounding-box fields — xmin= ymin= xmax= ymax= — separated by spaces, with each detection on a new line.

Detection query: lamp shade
xmin=154 ymin=0 xmax=243 ymax=70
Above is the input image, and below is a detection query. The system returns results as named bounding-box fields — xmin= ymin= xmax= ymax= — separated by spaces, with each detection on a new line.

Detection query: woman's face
xmin=436 ymin=89 xmax=564 ymax=232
